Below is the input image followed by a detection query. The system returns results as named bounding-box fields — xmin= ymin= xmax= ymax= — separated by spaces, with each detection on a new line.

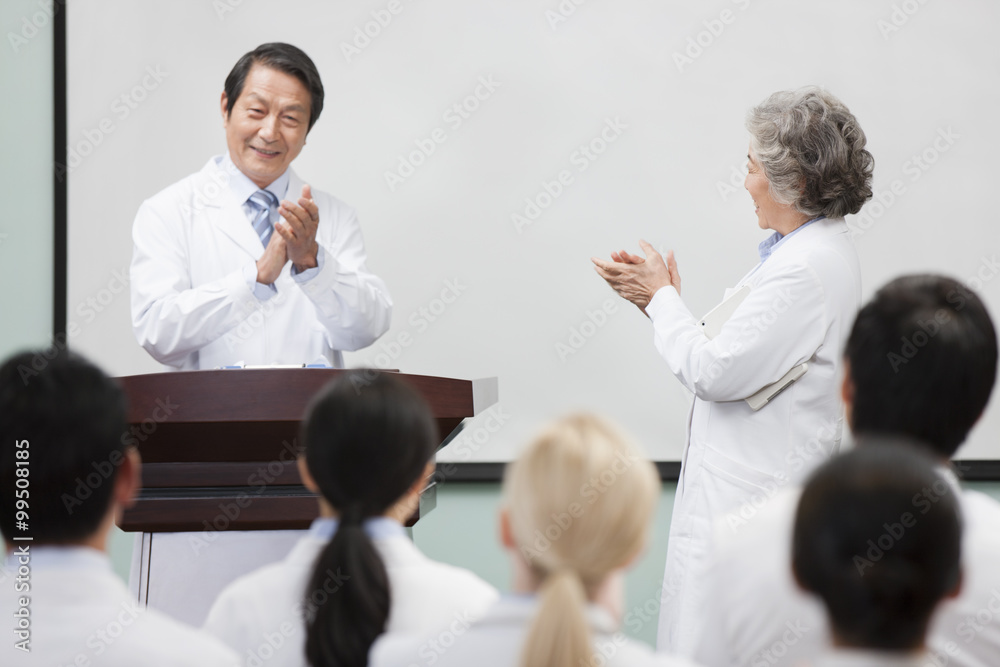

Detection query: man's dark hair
xmin=845 ymin=274 xmax=998 ymax=458
xmin=793 ymin=440 xmax=962 ymax=651
xmin=0 ymin=350 xmax=128 ymax=544
xmin=224 ymin=42 xmax=325 ymax=132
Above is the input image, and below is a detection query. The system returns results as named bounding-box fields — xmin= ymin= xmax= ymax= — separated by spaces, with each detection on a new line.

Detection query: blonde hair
xmin=502 ymin=414 xmax=660 ymax=667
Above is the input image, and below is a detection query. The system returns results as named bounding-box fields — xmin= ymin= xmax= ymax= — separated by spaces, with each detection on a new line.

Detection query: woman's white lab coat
xmin=202 ymin=528 xmax=499 ymax=667
xmin=649 ymin=217 xmax=861 ymax=655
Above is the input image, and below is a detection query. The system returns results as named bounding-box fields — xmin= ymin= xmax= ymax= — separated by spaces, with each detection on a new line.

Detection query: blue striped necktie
xmin=248 ymin=190 xmax=279 ymax=247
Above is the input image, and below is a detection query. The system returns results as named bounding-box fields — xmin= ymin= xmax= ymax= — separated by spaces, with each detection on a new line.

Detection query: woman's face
xmin=745 ymin=147 xmax=779 ymax=231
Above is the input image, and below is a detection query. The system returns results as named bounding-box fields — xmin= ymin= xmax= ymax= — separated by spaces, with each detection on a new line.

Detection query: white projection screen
xmin=66 ymin=0 xmax=1000 ymax=462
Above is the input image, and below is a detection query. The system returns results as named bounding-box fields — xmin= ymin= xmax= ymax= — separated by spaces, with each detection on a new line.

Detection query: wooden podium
xmin=116 ymin=368 xmax=499 ymax=533
xmin=115 ymin=368 xmax=497 ymax=624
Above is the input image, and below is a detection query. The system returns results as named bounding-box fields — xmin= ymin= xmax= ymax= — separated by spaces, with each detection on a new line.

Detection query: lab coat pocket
xmin=702 ymin=444 xmax=782 ymax=497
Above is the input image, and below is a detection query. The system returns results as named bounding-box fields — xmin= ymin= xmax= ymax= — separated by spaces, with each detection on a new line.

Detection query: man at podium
xmin=130 ymin=42 xmax=392 ymax=371
xmin=125 ymin=43 xmax=393 ymax=626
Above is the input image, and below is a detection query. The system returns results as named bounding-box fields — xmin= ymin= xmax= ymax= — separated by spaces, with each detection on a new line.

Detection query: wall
xmin=0 ymin=0 xmax=54 ymax=357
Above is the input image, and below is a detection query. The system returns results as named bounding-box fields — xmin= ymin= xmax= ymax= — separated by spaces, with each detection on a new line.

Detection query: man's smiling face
xmin=221 ymin=64 xmax=311 ymax=189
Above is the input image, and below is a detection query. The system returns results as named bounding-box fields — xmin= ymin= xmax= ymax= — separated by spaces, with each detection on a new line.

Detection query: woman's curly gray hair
xmin=746 ymin=87 xmax=874 ymax=218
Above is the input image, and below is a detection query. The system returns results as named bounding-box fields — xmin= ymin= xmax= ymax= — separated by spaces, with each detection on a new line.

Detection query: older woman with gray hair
xmin=592 ymin=87 xmax=873 ymax=657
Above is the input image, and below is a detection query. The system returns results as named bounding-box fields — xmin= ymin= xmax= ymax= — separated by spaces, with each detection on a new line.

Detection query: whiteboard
xmin=66 ymin=0 xmax=1000 ymax=462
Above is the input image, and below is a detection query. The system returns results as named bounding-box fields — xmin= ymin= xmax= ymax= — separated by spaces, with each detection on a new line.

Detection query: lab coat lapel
xmin=199 ymin=160 xmax=265 ymax=259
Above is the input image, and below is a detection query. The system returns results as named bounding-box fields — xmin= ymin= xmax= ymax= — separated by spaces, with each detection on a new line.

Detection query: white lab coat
xmin=0 ymin=547 xmax=239 ymax=667
xmin=693 ymin=468 xmax=1000 ymax=667
xmin=810 ymin=649 xmax=930 ymax=667
xmin=202 ymin=529 xmax=499 ymax=666
xmin=648 ymin=217 xmax=861 ymax=655
xmin=130 ymin=156 xmax=392 ymax=370
xmin=370 ymin=595 xmax=701 ymax=667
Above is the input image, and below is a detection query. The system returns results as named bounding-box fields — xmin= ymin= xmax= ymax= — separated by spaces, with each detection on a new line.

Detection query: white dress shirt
xmin=202 ymin=517 xmax=499 ymax=666
xmin=0 ymin=546 xmax=239 ymax=666
xmin=812 ymin=648 xmax=931 ymax=667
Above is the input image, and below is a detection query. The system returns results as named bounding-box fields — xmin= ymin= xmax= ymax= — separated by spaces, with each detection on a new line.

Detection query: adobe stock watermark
xmin=384 ymin=76 xmax=502 ymax=192
xmin=956 ymin=589 xmax=1000 ymax=647
xmin=887 ymin=256 xmax=998 ymax=372
xmin=60 ymin=397 xmax=179 ymax=515
xmin=877 ymin=0 xmax=930 ymax=40
xmin=239 ymin=566 xmax=350 ymax=667
xmin=511 ymin=117 xmax=628 ymax=234
xmin=748 ymin=618 xmax=812 ymax=667
xmin=406 ymin=608 xmax=479 ymax=666
xmin=702 ymin=286 xmax=796 ymax=383
xmin=51 ymin=600 xmax=148 ymax=665
xmin=623 ymin=574 xmax=684 ymax=636
xmin=190 ymin=437 xmax=299 ymax=555
xmin=350 ymin=277 xmax=468 ymax=392
xmin=340 ymin=0 xmax=415 ymax=63
xmin=849 ymin=126 xmax=959 ymax=240
xmin=673 ymin=0 xmax=754 ymax=73
xmin=15 ymin=266 xmax=131 ymax=385
xmin=716 ymin=159 xmax=749 ymax=202
xmin=213 ymin=0 xmax=249 ymax=20
xmin=519 ymin=447 xmax=642 ymax=562
xmin=886 ymin=308 xmax=951 ymax=373
xmin=7 ymin=0 xmax=65 ymax=54
xmin=725 ymin=417 xmax=839 ymax=533
xmin=555 ymin=298 xmax=620 ymax=363
xmin=55 ymin=65 xmax=169 ymax=182
xmin=176 ymin=160 xmax=243 ymax=216
xmin=543 ymin=0 xmax=590 ymax=31
xmin=223 ymin=291 xmax=289 ymax=351
xmin=433 ymin=404 xmax=510 ymax=481
xmin=852 ymin=473 xmax=952 ymax=575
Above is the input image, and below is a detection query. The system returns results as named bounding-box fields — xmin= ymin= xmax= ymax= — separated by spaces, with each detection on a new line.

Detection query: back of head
xmin=503 ymin=414 xmax=660 ymax=667
xmin=301 ymin=370 xmax=437 ymax=667
xmin=846 ymin=274 xmax=998 ymax=457
xmin=224 ymin=42 xmax=325 ymax=131
xmin=0 ymin=350 xmax=127 ymax=545
xmin=746 ymin=86 xmax=874 ymax=218
xmin=792 ymin=440 xmax=962 ymax=651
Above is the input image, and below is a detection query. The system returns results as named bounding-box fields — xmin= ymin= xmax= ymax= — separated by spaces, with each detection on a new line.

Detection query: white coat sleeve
xmin=646 ymin=262 xmax=828 ymax=403
xmin=130 ymin=200 xmax=261 ymax=367
xmin=292 ymin=206 xmax=392 ymax=351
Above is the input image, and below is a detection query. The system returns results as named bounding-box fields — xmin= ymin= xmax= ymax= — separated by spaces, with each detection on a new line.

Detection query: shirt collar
xmin=758 ymin=216 xmax=825 ymax=263
xmin=5 ymin=545 xmax=111 ymax=572
xmin=219 ymin=153 xmax=290 ymax=206
xmin=814 ymin=648 xmax=929 ymax=667
xmin=308 ymin=516 xmax=407 ymax=541
xmin=489 ymin=594 xmax=618 ymax=634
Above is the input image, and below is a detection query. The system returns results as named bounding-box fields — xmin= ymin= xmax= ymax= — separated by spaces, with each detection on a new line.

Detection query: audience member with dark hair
xmin=203 ymin=371 xmax=497 ymax=667
xmin=0 ymin=350 xmax=239 ymax=666
xmin=792 ymin=443 xmax=963 ymax=665
xmin=694 ymin=274 xmax=1000 ymax=667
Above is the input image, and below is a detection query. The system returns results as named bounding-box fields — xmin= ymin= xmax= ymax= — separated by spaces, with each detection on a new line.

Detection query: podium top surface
xmin=116 ymin=369 xmax=498 ymax=423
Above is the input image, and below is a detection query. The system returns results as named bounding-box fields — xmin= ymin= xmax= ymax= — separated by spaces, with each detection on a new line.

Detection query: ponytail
xmin=520 ymin=569 xmax=593 ymax=667
xmin=303 ymin=508 xmax=390 ymax=667
xmin=299 ymin=372 xmax=438 ymax=667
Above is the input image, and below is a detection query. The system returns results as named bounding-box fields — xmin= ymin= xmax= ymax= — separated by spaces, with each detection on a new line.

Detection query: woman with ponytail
xmin=371 ymin=414 xmax=699 ymax=667
xmin=203 ymin=371 xmax=498 ymax=666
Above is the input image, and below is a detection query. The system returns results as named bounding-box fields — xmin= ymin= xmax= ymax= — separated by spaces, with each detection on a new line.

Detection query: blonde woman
xmin=370 ymin=415 xmax=699 ymax=667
